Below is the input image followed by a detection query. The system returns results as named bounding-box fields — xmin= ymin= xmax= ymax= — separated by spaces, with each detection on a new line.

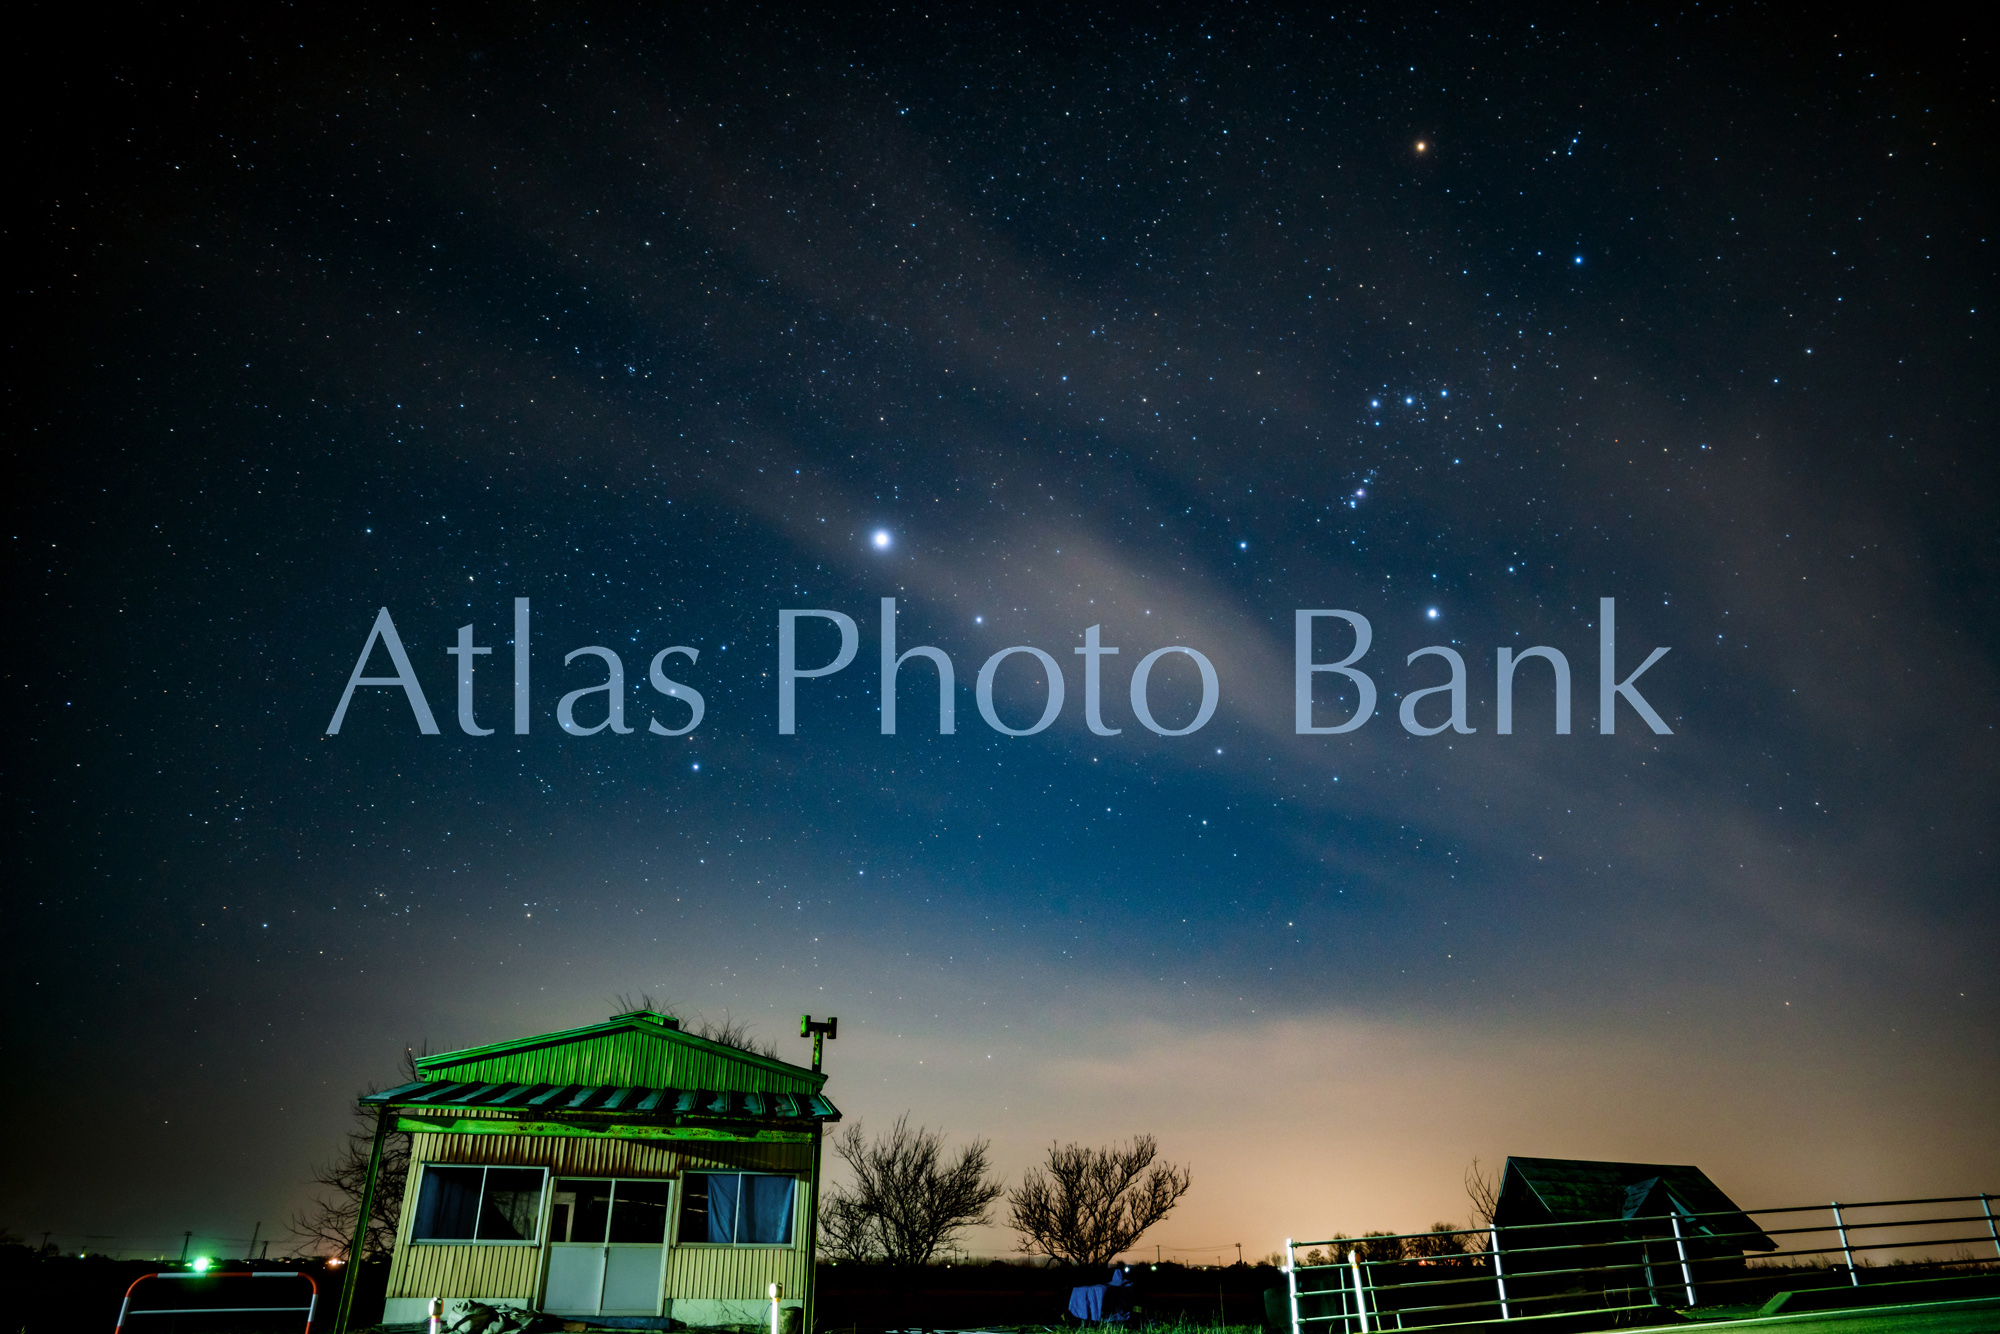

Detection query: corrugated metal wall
xmin=390 ymin=1238 xmax=545 ymax=1302
xmin=667 ymin=1183 xmax=810 ymax=1301
xmin=408 ymin=1131 xmax=809 ymax=1174
xmin=385 ymin=1132 xmax=814 ymax=1302
xmin=665 ymin=1244 xmax=808 ymax=1303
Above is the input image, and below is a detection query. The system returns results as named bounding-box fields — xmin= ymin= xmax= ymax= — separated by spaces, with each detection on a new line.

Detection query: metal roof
xmin=410 ymin=1010 xmax=826 ymax=1095
xmin=1496 ymin=1156 xmax=1774 ymax=1250
xmin=362 ymin=1079 xmax=839 ymax=1124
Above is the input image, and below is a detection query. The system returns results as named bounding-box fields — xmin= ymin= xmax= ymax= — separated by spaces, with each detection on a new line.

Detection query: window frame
xmin=409 ymin=1163 xmax=550 ymax=1246
xmin=547 ymin=1176 xmax=677 ymax=1247
xmin=674 ymin=1171 xmax=800 ymax=1248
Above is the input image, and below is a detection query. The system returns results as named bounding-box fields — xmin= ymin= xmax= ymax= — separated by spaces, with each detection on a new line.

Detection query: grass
xmin=916 ymin=1325 xmax=1269 ymax=1334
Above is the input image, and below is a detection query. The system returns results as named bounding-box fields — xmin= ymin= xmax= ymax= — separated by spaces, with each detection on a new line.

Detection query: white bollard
xmin=428 ymin=1297 xmax=443 ymax=1334
xmin=769 ymin=1282 xmax=783 ymax=1334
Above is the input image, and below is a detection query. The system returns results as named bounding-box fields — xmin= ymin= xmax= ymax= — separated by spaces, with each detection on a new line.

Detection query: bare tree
xmin=1302 ymin=1236 xmax=1352 ymax=1267
xmin=691 ymin=1014 xmax=779 ymax=1058
xmin=819 ymin=1117 xmax=1004 ymax=1265
xmin=817 ymin=1188 xmax=879 ymax=1264
xmin=1464 ymin=1158 xmax=1500 ymax=1227
xmin=1407 ymin=1222 xmax=1473 ymax=1264
xmin=1355 ymin=1231 xmax=1406 ymax=1264
xmin=1006 ymin=1135 xmax=1191 ymax=1268
xmin=614 ymin=993 xmax=779 ymax=1057
xmin=291 ymin=1048 xmax=422 ymax=1259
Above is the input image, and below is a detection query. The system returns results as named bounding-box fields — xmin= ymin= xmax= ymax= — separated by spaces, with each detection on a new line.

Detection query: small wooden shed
xmin=334 ymin=1010 xmax=839 ymax=1332
xmin=1492 ymin=1157 xmax=1773 ymax=1309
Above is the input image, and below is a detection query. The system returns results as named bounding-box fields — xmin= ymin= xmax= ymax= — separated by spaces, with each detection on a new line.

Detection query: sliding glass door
xmin=544 ymin=1178 xmax=673 ymax=1315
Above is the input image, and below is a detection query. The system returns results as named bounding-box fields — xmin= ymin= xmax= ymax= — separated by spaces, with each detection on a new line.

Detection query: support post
xmin=1982 ymin=1194 xmax=1999 ymax=1261
xmin=1668 ymin=1211 xmax=1696 ymax=1308
xmin=800 ymin=1016 xmax=837 ymax=1074
xmin=1831 ymin=1202 xmax=1859 ymax=1288
xmin=803 ymin=1125 xmax=824 ymax=1334
xmin=1284 ymin=1238 xmax=1302 ymax=1334
xmin=1348 ymin=1249 xmax=1370 ymax=1334
xmin=333 ymin=1109 xmax=391 ymax=1334
xmin=797 ymin=1015 xmax=834 ymax=1334
xmin=1488 ymin=1224 xmax=1510 ymax=1320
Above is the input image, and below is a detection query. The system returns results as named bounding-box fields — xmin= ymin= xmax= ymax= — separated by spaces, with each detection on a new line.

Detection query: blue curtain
xmin=412 ymin=1166 xmax=482 ymax=1240
xmin=705 ymin=1173 xmax=739 ymax=1243
xmin=741 ymin=1175 xmax=795 ymax=1244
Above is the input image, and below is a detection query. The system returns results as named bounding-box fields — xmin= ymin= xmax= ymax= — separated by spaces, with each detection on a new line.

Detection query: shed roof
xmin=412 ymin=1010 xmax=825 ymax=1094
xmin=1495 ymin=1157 xmax=1773 ymax=1250
xmin=359 ymin=1010 xmax=838 ymax=1145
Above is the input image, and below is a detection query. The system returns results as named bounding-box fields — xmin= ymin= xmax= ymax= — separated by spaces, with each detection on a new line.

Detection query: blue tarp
xmin=1067 ymin=1267 xmax=1135 ymax=1324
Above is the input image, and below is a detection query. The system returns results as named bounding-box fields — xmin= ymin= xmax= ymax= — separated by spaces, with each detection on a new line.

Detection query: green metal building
xmin=335 ymin=1009 xmax=839 ymax=1332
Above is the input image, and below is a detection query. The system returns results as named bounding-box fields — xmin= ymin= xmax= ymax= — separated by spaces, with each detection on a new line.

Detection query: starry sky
xmin=9 ymin=3 xmax=1996 ymax=1262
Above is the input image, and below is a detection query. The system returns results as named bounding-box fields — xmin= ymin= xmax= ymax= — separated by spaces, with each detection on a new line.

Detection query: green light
xmin=192 ymin=1256 xmax=212 ymax=1274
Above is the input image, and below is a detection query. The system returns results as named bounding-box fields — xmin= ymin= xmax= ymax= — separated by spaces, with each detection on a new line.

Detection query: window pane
xmin=678 ymin=1174 xmax=711 ymax=1244
xmin=413 ymin=1167 xmax=483 ymax=1241
xmin=705 ymin=1174 xmax=739 ymax=1243
xmin=553 ymin=1179 xmax=613 ymax=1244
xmin=478 ymin=1168 xmax=546 ymax=1241
xmin=608 ymin=1181 xmax=672 ymax=1244
xmin=741 ymin=1175 xmax=795 ymax=1245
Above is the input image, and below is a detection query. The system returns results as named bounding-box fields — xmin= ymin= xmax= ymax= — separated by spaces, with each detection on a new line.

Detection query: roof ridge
xmin=413 ymin=1013 xmax=821 ymax=1083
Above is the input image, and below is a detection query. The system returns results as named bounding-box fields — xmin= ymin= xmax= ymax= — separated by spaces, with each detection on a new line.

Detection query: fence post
xmin=1636 ymin=1228 xmax=1659 ymax=1306
xmin=1348 ymin=1250 xmax=1370 ymax=1334
xmin=1983 ymin=1195 xmax=2000 ymax=1261
xmin=1668 ymin=1212 xmax=1697 ymax=1308
xmin=1488 ymin=1224 xmax=1510 ymax=1321
xmin=1285 ymin=1239 xmax=1303 ymax=1334
xmin=1830 ymin=1202 xmax=1859 ymax=1287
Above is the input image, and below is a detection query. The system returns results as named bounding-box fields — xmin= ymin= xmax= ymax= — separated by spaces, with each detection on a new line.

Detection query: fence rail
xmin=1284 ymin=1192 xmax=2000 ymax=1334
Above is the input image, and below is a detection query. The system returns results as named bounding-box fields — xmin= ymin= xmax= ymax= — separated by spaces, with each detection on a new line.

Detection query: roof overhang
xmin=360 ymin=1080 xmax=840 ymax=1144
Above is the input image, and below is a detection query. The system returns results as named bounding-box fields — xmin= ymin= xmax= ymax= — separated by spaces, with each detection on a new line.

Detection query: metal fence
xmin=1284 ymin=1193 xmax=2000 ymax=1333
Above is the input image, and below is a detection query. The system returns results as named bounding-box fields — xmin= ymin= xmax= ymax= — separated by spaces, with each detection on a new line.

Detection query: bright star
xmin=1427 ymin=608 xmax=1440 ymax=619
xmin=872 ymin=530 xmax=891 ymax=549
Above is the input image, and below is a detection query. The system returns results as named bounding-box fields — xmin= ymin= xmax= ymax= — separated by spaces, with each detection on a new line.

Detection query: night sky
xmin=10 ymin=3 xmax=1996 ymax=1263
